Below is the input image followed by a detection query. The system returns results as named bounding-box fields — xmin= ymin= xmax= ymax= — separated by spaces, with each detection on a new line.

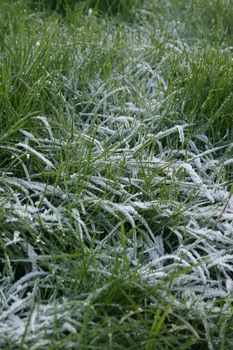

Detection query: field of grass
xmin=0 ymin=0 xmax=233 ymax=348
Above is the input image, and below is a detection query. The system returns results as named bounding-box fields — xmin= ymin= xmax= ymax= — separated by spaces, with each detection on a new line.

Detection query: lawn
xmin=0 ymin=0 xmax=233 ymax=349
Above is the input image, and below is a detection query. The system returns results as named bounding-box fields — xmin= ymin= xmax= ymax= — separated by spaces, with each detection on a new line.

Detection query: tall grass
xmin=0 ymin=0 xmax=233 ymax=349
xmin=31 ymin=0 xmax=145 ymax=18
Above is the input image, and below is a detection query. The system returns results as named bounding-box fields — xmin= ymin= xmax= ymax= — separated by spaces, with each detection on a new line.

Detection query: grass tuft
xmin=0 ymin=0 xmax=233 ymax=349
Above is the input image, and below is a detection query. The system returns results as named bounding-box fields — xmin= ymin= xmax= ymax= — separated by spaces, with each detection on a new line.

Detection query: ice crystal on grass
xmin=1 ymin=102 xmax=232 ymax=348
xmin=1 ymin=2 xmax=233 ymax=348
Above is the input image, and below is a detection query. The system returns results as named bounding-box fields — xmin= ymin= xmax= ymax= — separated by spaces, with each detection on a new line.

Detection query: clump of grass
xmin=164 ymin=47 xmax=233 ymax=143
xmin=30 ymin=0 xmax=145 ymax=19
xmin=0 ymin=0 xmax=233 ymax=349
xmin=88 ymin=0 xmax=144 ymax=16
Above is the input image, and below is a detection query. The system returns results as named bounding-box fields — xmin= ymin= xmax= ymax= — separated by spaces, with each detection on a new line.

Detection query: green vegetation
xmin=0 ymin=0 xmax=233 ymax=349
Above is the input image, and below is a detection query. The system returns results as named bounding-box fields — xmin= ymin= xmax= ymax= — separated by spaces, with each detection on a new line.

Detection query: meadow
xmin=0 ymin=0 xmax=233 ymax=348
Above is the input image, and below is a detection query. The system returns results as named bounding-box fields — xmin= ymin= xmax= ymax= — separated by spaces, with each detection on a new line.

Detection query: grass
xmin=0 ymin=0 xmax=233 ymax=349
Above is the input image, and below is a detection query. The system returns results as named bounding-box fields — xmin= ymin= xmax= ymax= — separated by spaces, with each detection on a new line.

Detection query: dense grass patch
xmin=0 ymin=0 xmax=233 ymax=349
